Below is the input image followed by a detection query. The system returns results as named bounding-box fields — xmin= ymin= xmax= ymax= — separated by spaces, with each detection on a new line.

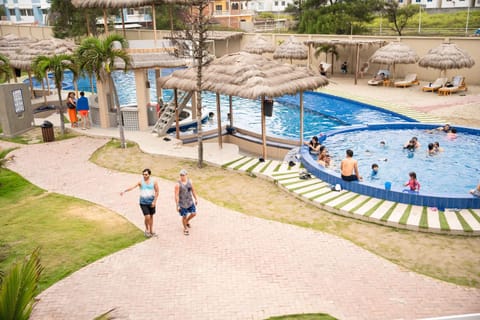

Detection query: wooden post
xmin=354 ymin=43 xmax=360 ymax=85
xmin=216 ymin=92 xmax=222 ymax=148
xmin=300 ymin=91 xmax=304 ymax=146
xmin=261 ymin=95 xmax=267 ymax=160
xmin=229 ymin=95 xmax=233 ymax=127
xmin=174 ymin=89 xmax=179 ymax=139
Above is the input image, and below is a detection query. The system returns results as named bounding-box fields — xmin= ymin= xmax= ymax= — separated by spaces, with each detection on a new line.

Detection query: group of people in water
xmin=304 ymin=123 xmax=477 ymax=196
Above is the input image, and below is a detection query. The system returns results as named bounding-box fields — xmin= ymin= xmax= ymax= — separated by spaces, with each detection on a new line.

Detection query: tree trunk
xmin=109 ymin=74 xmax=126 ymax=148
xmin=57 ymin=88 xmax=65 ymax=135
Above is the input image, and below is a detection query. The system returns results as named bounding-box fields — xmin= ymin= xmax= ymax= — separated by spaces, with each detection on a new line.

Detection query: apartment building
xmin=1 ymin=0 xmax=50 ymax=25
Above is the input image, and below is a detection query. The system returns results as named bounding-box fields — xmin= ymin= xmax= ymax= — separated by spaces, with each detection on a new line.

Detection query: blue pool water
xmin=312 ymin=127 xmax=480 ymax=196
xmin=28 ymin=70 xmax=412 ymax=140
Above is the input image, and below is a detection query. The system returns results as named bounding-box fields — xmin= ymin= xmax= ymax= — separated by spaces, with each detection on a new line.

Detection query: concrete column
xmin=96 ymin=80 xmax=111 ymax=128
xmin=135 ymin=69 xmax=149 ymax=131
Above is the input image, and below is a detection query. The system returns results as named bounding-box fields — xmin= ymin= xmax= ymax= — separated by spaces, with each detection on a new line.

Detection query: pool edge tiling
xmin=301 ymin=123 xmax=480 ymax=211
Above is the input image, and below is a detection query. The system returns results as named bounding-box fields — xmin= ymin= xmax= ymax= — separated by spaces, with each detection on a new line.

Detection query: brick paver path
xmin=4 ymin=137 xmax=480 ymax=320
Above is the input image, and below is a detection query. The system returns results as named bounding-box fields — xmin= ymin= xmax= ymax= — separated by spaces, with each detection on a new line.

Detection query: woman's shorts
xmin=179 ymin=204 xmax=196 ymax=217
xmin=140 ymin=204 xmax=156 ymax=216
xmin=79 ymin=110 xmax=89 ymax=117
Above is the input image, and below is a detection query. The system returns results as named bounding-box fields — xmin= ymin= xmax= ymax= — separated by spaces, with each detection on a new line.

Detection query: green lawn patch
xmin=265 ymin=313 xmax=337 ymax=320
xmin=380 ymin=202 xmax=397 ymax=222
xmin=260 ymin=160 xmax=273 ymax=173
xmin=0 ymin=169 xmax=144 ymax=293
xmin=364 ymin=200 xmax=385 ymax=217
xmin=455 ymin=212 xmax=473 ymax=233
xmin=468 ymin=209 xmax=480 ymax=225
xmin=438 ymin=211 xmax=450 ymax=231
xmin=221 ymin=156 xmax=246 ymax=168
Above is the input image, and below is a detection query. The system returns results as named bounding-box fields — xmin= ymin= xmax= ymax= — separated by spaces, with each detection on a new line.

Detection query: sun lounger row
xmin=437 ymin=76 xmax=467 ymax=95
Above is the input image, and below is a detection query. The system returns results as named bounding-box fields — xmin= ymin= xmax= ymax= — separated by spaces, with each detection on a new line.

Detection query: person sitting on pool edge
xmin=340 ymin=149 xmax=362 ymax=182
xmin=305 ymin=136 xmax=321 ymax=154
xmin=470 ymin=182 xmax=480 ymax=197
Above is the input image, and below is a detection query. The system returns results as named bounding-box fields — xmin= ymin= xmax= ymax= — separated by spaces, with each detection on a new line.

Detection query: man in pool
xmin=341 ymin=149 xmax=362 ymax=181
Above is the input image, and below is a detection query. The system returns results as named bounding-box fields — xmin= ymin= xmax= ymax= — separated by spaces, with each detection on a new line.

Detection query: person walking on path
xmin=174 ymin=169 xmax=198 ymax=236
xmin=120 ymin=168 xmax=159 ymax=237
xmin=66 ymin=92 xmax=78 ymax=128
xmin=76 ymin=91 xmax=90 ymax=130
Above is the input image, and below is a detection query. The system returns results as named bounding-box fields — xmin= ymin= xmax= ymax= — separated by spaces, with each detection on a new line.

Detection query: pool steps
xmin=223 ymin=156 xmax=480 ymax=236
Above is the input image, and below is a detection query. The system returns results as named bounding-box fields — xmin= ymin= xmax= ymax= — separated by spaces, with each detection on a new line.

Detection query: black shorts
xmin=140 ymin=204 xmax=156 ymax=216
xmin=341 ymin=174 xmax=358 ymax=182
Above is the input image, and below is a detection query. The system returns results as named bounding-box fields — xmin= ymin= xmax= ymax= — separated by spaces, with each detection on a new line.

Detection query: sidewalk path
xmin=4 ymin=137 xmax=480 ymax=320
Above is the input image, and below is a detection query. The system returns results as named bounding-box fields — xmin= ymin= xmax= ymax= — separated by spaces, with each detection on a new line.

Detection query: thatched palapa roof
xmin=9 ymin=38 xmax=77 ymax=70
xmin=418 ymin=43 xmax=475 ymax=72
xmin=158 ymin=51 xmax=328 ymax=100
xmin=242 ymin=35 xmax=275 ymax=55
xmin=369 ymin=41 xmax=419 ymax=66
xmin=273 ymin=36 xmax=308 ymax=62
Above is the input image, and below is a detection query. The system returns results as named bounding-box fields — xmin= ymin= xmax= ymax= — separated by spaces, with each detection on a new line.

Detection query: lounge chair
xmin=422 ymin=77 xmax=448 ymax=92
xmin=438 ymin=76 xmax=467 ymax=96
xmin=394 ymin=73 xmax=419 ymax=88
xmin=367 ymin=69 xmax=389 ymax=86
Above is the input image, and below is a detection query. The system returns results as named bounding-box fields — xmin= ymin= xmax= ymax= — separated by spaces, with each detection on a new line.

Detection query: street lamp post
xmin=418 ymin=4 xmax=422 ymax=34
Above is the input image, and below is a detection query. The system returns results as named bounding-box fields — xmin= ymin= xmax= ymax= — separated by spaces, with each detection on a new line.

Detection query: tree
xmin=383 ymin=1 xmax=419 ymax=36
xmin=32 ymin=54 xmax=78 ymax=135
xmin=49 ymin=0 xmax=105 ymax=38
xmin=0 ymin=248 xmax=43 ymax=320
xmin=76 ymin=35 xmax=131 ymax=148
xmin=175 ymin=1 xmax=211 ymax=168
xmin=0 ymin=53 xmax=12 ymax=83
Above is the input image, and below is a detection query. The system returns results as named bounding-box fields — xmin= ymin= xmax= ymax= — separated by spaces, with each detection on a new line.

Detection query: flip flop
xmin=184 ymin=229 xmax=189 ymax=236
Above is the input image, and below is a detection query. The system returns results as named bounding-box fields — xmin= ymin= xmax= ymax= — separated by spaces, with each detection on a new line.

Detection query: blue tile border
xmin=301 ymin=123 xmax=480 ymax=210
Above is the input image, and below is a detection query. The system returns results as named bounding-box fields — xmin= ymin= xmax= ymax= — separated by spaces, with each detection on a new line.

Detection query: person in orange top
xmin=66 ymin=92 xmax=78 ymax=128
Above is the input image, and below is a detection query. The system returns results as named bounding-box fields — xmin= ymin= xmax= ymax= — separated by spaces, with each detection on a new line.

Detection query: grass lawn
xmin=0 ymin=168 xmax=145 ymax=293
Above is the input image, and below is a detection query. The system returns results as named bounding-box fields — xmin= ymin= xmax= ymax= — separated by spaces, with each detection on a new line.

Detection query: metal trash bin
xmin=40 ymin=120 xmax=55 ymax=142
xmin=147 ymin=104 xmax=158 ymax=126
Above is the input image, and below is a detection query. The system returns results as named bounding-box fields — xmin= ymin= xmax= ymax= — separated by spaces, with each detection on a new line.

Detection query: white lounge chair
xmin=422 ymin=77 xmax=448 ymax=92
xmin=394 ymin=73 xmax=419 ymax=88
xmin=438 ymin=76 xmax=467 ymax=96
xmin=367 ymin=69 xmax=389 ymax=86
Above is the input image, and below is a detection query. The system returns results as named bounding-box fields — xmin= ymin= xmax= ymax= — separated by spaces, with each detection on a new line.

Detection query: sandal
xmin=184 ymin=229 xmax=189 ymax=236
xmin=186 ymin=223 xmax=191 ymax=228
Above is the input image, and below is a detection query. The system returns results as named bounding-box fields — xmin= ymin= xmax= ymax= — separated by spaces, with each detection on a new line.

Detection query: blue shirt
xmin=76 ymin=96 xmax=89 ymax=111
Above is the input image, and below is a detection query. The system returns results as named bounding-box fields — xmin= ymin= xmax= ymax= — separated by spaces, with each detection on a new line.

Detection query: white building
xmin=1 ymin=0 xmax=50 ymax=25
xmin=247 ymin=0 xmax=295 ymax=12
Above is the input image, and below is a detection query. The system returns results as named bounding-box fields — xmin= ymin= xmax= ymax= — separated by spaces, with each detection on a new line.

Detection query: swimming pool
xmin=28 ymin=70 xmax=413 ymax=140
xmin=300 ymin=123 xmax=480 ymax=210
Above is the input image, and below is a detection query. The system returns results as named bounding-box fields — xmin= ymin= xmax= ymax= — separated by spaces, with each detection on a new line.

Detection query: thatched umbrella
xmin=0 ymin=34 xmax=37 ymax=81
xmin=10 ymin=38 xmax=77 ymax=100
xmin=273 ymin=36 xmax=308 ymax=64
xmin=242 ymin=35 xmax=275 ymax=55
xmin=369 ymin=41 xmax=419 ymax=80
xmin=418 ymin=43 xmax=475 ymax=77
xmin=158 ymin=51 xmax=329 ymax=159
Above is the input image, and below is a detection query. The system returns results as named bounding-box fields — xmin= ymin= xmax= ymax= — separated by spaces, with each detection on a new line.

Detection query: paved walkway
xmin=4 ymin=136 xmax=480 ymax=320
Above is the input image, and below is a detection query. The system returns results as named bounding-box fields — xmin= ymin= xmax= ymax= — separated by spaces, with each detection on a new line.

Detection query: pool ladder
xmin=152 ymin=91 xmax=193 ymax=136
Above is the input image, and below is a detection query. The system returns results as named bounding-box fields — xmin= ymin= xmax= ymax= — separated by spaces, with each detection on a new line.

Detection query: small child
xmin=447 ymin=128 xmax=457 ymax=140
xmin=371 ymin=163 xmax=379 ymax=177
xmin=427 ymin=143 xmax=436 ymax=156
xmin=404 ymin=172 xmax=420 ymax=192
xmin=470 ymin=182 xmax=480 ymax=197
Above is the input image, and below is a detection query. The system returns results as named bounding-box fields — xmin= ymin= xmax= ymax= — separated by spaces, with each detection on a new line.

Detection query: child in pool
xmin=404 ymin=172 xmax=420 ymax=192
xmin=370 ymin=163 xmax=379 ymax=180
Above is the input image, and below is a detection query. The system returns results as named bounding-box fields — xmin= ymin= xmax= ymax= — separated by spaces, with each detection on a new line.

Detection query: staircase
xmin=152 ymin=91 xmax=193 ymax=137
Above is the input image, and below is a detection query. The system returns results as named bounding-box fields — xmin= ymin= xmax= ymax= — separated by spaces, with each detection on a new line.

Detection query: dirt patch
xmin=92 ymin=142 xmax=480 ymax=288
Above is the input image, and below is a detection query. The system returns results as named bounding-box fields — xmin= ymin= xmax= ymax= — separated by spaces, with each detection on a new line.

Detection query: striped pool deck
xmin=222 ymin=156 xmax=480 ymax=236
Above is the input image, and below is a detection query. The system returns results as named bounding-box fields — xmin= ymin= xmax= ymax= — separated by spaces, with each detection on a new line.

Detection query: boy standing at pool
xmin=341 ymin=149 xmax=362 ymax=181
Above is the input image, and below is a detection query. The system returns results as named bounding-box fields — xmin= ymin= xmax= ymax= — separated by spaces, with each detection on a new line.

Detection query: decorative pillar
xmin=96 ymin=80 xmax=111 ymax=128
xmin=134 ymin=69 xmax=149 ymax=130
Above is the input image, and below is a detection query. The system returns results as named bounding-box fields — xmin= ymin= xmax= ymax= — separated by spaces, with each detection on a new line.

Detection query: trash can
xmin=147 ymin=104 xmax=158 ymax=126
xmin=40 ymin=120 xmax=55 ymax=142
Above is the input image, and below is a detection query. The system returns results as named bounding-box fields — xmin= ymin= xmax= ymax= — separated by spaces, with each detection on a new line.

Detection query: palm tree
xmin=32 ymin=54 xmax=78 ymax=135
xmin=314 ymin=44 xmax=339 ymax=75
xmin=76 ymin=35 xmax=130 ymax=148
xmin=0 ymin=53 xmax=12 ymax=83
xmin=0 ymin=248 xmax=43 ymax=320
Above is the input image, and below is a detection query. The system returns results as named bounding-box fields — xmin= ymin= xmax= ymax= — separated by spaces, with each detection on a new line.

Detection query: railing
xmin=365 ymin=27 xmax=479 ymax=37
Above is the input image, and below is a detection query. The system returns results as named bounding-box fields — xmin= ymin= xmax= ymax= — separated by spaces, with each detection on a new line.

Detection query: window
xmin=274 ymin=1 xmax=279 ymax=5
xmin=215 ymin=5 xmax=222 ymax=11
xmin=20 ymin=9 xmax=33 ymax=16
xmin=232 ymin=2 xmax=239 ymax=9
xmin=9 ymin=9 xmax=15 ymax=16
xmin=281 ymin=1 xmax=286 ymax=5
xmin=415 ymin=0 xmax=420 ymax=2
